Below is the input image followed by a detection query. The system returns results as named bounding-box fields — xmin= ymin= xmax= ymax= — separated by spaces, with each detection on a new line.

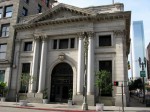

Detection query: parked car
xmin=139 ymin=93 xmax=144 ymax=98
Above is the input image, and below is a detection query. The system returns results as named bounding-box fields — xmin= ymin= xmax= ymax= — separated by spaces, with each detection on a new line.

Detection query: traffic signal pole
xmin=138 ymin=57 xmax=146 ymax=103
xmin=121 ymin=83 xmax=124 ymax=112
xmin=141 ymin=64 xmax=145 ymax=103
xmin=114 ymin=81 xmax=128 ymax=112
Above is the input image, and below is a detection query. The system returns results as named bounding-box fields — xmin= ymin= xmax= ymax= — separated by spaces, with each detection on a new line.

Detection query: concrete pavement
xmin=0 ymin=101 xmax=150 ymax=112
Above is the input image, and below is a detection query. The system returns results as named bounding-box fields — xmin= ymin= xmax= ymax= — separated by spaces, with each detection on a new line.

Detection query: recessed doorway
xmin=50 ymin=62 xmax=73 ymax=102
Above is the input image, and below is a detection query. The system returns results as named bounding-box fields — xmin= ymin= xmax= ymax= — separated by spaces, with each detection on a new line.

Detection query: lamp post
xmin=82 ymin=32 xmax=88 ymax=110
xmin=138 ymin=57 xmax=146 ymax=103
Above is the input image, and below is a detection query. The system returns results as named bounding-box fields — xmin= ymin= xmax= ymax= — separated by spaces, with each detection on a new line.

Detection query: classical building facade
xmin=12 ymin=3 xmax=131 ymax=106
xmin=0 ymin=0 xmax=52 ymax=88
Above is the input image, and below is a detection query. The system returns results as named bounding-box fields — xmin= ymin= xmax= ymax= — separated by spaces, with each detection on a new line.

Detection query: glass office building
xmin=132 ymin=21 xmax=146 ymax=79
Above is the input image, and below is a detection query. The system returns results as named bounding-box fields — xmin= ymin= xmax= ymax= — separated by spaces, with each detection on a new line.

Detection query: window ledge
xmin=3 ymin=16 xmax=12 ymax=19
xmin=23 ymin=51 xmax=33 ymax=53
xmin=51 ymin=48 xmax=77 ymax=51
xmin=96 ymin=46 xmax=115 ymax=49
xmin=0 ymin=36 xmax=9 ymax=38
xmin=0 ymin=59 xmax=9 ymax=63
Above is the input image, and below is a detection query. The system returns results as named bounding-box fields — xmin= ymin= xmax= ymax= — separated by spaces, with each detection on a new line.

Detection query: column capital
xmin=41 ymin=35 xmax=48 ymax=41
xmin=33 ymin=34 xmax=40 ymax=40
xmin=86 ymin=31 xmax=95 ymax=38
xmin=77 ymin=32 xmax=95 ymax=40
xmin=77 ymin=32 xmax=84 ymax=39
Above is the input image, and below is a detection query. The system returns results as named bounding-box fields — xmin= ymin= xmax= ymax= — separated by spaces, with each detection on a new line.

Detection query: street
xmin=0 ymin=106 xmax=150 ymax=112
xmin=0 ymin=96 xmax=150 ymax=112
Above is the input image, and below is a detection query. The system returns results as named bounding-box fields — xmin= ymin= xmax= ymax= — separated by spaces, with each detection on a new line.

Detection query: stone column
xmin=87 ymin=32 xmax=94 ymax=95
xmin=37 ymin=35 xmax=48 ymax=93
xmin=77 ymin=33 xmax=84 ymax=94
xmin=29 ymin=36 xmax=40 ymax=93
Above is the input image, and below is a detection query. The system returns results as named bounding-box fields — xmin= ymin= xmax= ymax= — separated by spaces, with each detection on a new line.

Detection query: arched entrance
xmin=50 ymin=62 xmax=73 ymax=102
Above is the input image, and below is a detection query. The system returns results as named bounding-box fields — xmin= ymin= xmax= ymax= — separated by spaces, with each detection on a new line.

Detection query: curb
xmin=0 ymin=105 xmax=96 ymax=112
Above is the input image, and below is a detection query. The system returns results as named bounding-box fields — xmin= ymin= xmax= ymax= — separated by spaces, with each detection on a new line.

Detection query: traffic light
xmin=114 ymin=81 xmax=119 ymax=86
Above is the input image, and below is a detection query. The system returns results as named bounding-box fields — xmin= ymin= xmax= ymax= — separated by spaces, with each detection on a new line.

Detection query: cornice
xmin=14 ymin=11 xmax=131 ymax=31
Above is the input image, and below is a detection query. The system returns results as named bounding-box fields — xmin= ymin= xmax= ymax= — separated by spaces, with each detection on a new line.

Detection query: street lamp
xmin=138 ymin=57 xmax=146 ymax=103
xmin=82 ymin=32 xmax=88 ymax=110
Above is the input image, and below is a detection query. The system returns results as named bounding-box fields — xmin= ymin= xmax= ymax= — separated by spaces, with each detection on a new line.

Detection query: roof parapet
xmin=85 ymin=3 xmax=124 ymax=14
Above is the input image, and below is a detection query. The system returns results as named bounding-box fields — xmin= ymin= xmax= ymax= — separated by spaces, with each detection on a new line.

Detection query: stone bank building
xmin=11 ymin=3 xmax=131 ymax=106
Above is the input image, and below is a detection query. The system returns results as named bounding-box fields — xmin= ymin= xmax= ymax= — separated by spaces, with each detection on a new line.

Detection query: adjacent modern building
xmin=147 ymin=43 xmax=150 ymax=79
xmin=11 ymin=3 xmax=131 ymax=106
xmin=131 ymin=21 xmax=146 ymax=79
xmin=0 ymin=0 xmax=53 ymax=97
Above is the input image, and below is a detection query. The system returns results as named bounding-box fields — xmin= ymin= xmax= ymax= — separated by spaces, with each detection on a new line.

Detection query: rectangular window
xmin=24 ymin=42 xmax=32 ymax=51
xmin=59 ymin=39 xmax=68 ymax=49
xmin=22 ymin=63 xmax=30 ymax=73
xmin=20 ymin=63 xmax=30 ymax=93
xmin=0 ymin=44 xmax=7 ymax=59
xmin=22 ymin=7 xmax=28 ymax=16
xmin=38 ymin=4 xmax=42 ymax=13
xmin=0 ymin=70 xmax=5 ymax=82
xmin=53 ymin=39 xmax=57 ymax=49
xmin=0 ymin=8 xmax=2 ymax=18
xmin=53 ymin=38 xmax=75 ymax=50
xmin=99 ymin=35 xmax=111 ymax=46
xmin=1 ymin=24 xmax=10 ymax=37
xmin=99 ymin=60 xmax=112 ymax=96
xmin=70 ymin=38 xmax=75 ymax=48
xmin=4 ymin=5 xmax=13 ymax=17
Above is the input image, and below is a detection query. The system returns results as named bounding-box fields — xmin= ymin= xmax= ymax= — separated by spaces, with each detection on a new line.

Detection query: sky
xmin=57 ymin=0 xmax=150 ymax=78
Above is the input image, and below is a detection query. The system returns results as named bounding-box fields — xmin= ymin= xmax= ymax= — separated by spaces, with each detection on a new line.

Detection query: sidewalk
xmin=129 ymin=95 xmax=146 ymax=107
xmin=0 ymin=101 xmax=150 ymax=112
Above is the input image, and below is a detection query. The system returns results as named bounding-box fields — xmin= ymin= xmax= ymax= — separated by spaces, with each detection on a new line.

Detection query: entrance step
xmin=27 ymin=93 xmax=43 ymax=103
xmin=74 ymin=95 xmax=95 ymax=106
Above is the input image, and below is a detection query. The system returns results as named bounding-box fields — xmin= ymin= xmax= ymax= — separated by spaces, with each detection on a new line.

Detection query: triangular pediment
xmin=28 ymin=3 xmax=95 ymax=23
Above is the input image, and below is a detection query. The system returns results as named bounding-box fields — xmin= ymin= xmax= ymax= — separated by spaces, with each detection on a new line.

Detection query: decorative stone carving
xmin=58 ymin=52 xmax=65 ymax=61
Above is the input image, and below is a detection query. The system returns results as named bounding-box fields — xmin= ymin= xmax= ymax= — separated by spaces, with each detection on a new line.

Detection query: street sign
xmin=140 ymin=71 xmax=146 ymax=77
